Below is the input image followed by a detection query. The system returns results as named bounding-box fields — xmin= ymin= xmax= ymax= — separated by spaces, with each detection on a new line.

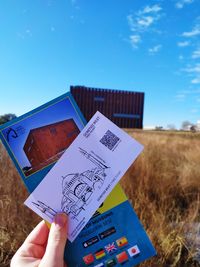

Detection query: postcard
xmin=24 ymin=111 xmax=144 ymax=242
xmin=0 ymin=92 xmax=86 ymax=191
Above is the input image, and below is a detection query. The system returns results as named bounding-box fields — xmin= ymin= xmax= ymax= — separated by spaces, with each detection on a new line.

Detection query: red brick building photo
xmin=23 ymin=119 xmax=80 ymax=175
xmin=70 ymin=85 xmax=144 ymax=129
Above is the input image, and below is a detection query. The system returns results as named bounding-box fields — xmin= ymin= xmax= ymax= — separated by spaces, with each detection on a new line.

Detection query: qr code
xmin=100 ymin=130 xmax=120 ymax=151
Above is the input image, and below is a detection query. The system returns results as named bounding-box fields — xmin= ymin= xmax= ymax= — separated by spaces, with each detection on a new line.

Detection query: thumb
xmin=40 ymin=213 xmax=68 ymax=267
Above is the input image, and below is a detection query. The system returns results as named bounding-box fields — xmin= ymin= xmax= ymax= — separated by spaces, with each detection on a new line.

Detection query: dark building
xmin=70 ymin=86 xmax=144 ymax=128
xmin=23 ymin=119 xmax=80 ymax=174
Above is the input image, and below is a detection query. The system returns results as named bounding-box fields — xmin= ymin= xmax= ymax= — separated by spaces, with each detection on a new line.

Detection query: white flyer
xmin=24 ymin=111 xmax=143 ymax=242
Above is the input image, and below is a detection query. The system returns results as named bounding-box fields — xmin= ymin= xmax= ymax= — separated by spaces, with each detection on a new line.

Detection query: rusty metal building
xmin=70 ymin=86 xmax=144 ymax=128
xmin=23 ymin=119 xmax=80 ymax=174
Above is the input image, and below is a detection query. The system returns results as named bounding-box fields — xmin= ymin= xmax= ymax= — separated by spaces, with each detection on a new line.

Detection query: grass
xmin=0 ymin=130 xmax=200 ymax=266
xmin=0 ymin=143 xmax=40 ymax=266
xmin=121 ymin=130 xmax=200 ymax=267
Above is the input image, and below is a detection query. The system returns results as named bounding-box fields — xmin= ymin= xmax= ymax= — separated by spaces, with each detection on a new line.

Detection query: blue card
xmin=0 ymin=92 xmax=86 ymax=192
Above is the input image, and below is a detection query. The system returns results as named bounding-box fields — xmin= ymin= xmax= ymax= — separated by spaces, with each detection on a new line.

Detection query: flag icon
xmin=95 ymin=248 xmax=106 ymax=260
xmin=105 ymin=258 xmax=117 ymax=267
xmin=127 ymin=245 xmax=140 ymax=257
xmin=105 ymin=242 xmax=117 ymax=253
xmin=94 ymin=263 xmax=105 ymax=267
xmin=116 ymin=236 xmax=128 ymax=248
xmin=83 ymin=253 xmax=95 ymax=265
xmin=116 ymin=251 xmax=129 ymax=264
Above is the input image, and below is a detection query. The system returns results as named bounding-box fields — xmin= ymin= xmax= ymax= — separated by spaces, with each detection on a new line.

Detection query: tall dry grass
xmin=121 ymin=130 xmax=200 ymax=267
xmin=0 ymin=143 xmax=40 ymax=267
xmin=0 ymin=130 xmax=200 ymax=266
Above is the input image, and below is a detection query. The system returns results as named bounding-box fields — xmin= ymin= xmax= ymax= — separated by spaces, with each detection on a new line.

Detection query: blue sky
xmin=0 ymin=0 xmax=200 ymax=129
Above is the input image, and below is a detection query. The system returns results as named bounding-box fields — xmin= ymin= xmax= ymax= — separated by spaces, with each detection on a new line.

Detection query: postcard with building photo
xmin=0 ymin=93 xmax=86 ymax=183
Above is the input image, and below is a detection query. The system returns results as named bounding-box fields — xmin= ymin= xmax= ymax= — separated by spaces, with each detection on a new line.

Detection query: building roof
xmin=70 ymin=85 xmax=144 ymax=95
xmin=28 ymin=118 xmax=75 ymax=135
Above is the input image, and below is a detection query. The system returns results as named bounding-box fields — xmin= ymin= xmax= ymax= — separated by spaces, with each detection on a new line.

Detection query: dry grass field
xmin=0 ymin=130 xmax=200 ymax=267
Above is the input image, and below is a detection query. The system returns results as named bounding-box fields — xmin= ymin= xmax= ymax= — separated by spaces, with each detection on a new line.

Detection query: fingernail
xmin=54 ymin=213 xmax=67 ymax=228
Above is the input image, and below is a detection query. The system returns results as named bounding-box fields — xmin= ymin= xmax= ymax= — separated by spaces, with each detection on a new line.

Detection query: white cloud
xmin=183 ymin=64 xmax=200 ymax=84
xmin=17 ymin=28 xmax=33 ymax=39
xmin=177 ymin=89 xmax=200 ymax=100
xmin=175 ymin=93 xmax=186 ymax=101
xmin=127 ymin=15 xmax=133 ymax=28
xmin=127 ymin=4 xmax=162 ymax=49
xmin=175 ymin=0 xmax=194 ymax=9
xmin=148 ymin=44 xmax=162 ymax=55
xmin=130 ymin=35 xmax=141 ymax=49
xmin=175 ymin=89 xmax=200 ymax=104
xmin=142 ymin=5 xmax=162 ymax=14
xmin=137 ymin=16 xmax=154 ymax=28
xmin=184 ymin=64 xmax=200 ymax=73
xmin=177 ymin=41 xmax=190 ymax=47
xmin=192 ymin=48 xmax=200 ymax=59
xmin=128 ymin=5 xmax=162 ymax=32
xmin=191 ymin=77 xmax=200 ymax=84
xmin=182 ymin=25 xmax=200 ymax=37
xmin=26 ymin=29 xmax=32 ymax=35
xmin=182 ymin=28 xmax=200 ymax=37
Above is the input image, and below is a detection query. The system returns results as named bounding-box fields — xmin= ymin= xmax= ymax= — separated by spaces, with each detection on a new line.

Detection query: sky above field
xmin=0 ymin=0 xmax=200 ymax=129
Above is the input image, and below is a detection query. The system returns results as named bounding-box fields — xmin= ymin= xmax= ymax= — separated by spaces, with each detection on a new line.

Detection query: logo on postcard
xmin=127 ymin=245 xmax=140 ymax=257
xmin=99 ymin=227 xmax=116 ymax=240
xmin=116 ymin=236 xmax=128 ymax=248
xmin=94 ymin=248 xmax=106 ymax=260
xmin=116 ymin=251 xmax=129 ymax=264
xmin=105 ymin=258 xmax=117 ymax=267
xmin=83 ymin=253 xmax=95 ymax=265
xmin=105 ymin=242 xmax=117 ymax=254
xmin=83 ymin=236 xmax=99 ymax=248
xmin=94 ymin=263 xmax=105 ymax=267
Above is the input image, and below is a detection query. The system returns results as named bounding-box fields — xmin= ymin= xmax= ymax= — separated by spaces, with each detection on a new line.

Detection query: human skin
xmin=10 ymin=213 xmax=68 ymax=267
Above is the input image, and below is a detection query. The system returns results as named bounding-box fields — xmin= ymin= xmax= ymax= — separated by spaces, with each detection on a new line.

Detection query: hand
xmin=11 ymin=213 xmax=68 ymax=267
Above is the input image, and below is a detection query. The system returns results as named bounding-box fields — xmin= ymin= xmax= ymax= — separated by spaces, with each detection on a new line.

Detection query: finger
xmin=40 ymin=213 xmax=68 ymax=267
xmin=13 ymin=220 xmax=50 ymax=260
xmin=24 ymin=220 xmax=49 ymax=246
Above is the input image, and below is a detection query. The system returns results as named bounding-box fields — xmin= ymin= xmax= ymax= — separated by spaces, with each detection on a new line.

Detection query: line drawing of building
xmin=32 ymin=200 xmax=57 ymax=220
xmin=70 ymin=85 xmax=144 ymax=128
xmin=30 ymin=149 xmax=109 ymax=221
xmin=23 ymin=119 xmax=80 ymax=175
xmin=61 ymin=148 xmax=109 ymax=219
